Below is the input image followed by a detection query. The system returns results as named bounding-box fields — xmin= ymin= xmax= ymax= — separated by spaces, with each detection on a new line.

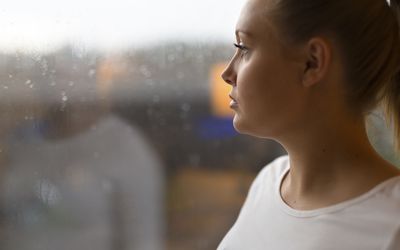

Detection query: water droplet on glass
xmin=145 ymin=79 xmax=154 ymax=86
xmin=140 ymin=65 xmax=152 ymax=78
xmin=167 ymin=54 xmax=176 ymax=62
xmin=88 ymin=69 xmax=96 ymax=77
xmin=101 ymin=180 xmax=113 ymax=193
xmin=40 ymin=59 xmax=48 ymax=75
xmin=181 ymin=103 xmax=191 ymax=112
xmin=61 ymin=91 xmax=68 ymax=102
xmin=183 ymin=124 xmax=192 ymax=131
xmin=34 ymin=179 xmax=61 ymax=206
xmin=152 ymin=95 xmax=160 ymax=103
xmin=177 ymin=71 xmax=185 ymax=79
xmin=188 ymin=153 xmax=201 ymax=166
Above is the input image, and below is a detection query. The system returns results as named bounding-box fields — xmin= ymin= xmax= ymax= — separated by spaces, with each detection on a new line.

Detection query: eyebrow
xmin=235 ymin=29 xmax=253 ymax=38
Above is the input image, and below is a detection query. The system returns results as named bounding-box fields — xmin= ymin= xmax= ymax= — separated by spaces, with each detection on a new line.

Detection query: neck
xmin=278 ymin=113 xmax=399 ymax=200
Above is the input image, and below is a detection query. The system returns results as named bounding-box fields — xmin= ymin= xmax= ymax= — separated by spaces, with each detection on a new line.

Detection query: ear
xmin=302 ymin=37 xmax=331 ymax=88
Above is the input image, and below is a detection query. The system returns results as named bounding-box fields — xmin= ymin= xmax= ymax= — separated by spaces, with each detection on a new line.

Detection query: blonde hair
xmin=267 ymin=0 xmax=400 ymax=155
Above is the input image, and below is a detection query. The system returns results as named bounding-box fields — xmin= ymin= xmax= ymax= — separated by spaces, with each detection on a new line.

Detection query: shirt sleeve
xmin=216 ymin=166 xmax=269 ymax=250
xmin=384 ymin=224 xmax=400 ymax=250
xmin=235 ymin=165 xmax=269 ymax=219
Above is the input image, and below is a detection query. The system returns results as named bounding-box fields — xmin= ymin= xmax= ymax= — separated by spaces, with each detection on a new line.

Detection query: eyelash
xmin=233 ymin=43 xmax=249 ymax=57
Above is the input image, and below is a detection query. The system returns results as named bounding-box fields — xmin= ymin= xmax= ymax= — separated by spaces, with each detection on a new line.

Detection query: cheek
xmin=237 ymin=56 xmax=283 ymax=104
xmin=238 ymin=56 xmax=304 ymax=119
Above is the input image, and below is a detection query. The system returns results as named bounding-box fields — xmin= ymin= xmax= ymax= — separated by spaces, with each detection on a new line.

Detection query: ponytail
xmin=271 ymin=0 xmax=400 ymax=157
xmin=391 ymin=0 xmax=400 ymax=16
xmin=382 ymin=0 xmax=400 ymax=156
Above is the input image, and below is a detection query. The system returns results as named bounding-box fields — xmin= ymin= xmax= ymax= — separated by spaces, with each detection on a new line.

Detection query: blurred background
xmin=0 ymin=0 xmax=398 ymax=249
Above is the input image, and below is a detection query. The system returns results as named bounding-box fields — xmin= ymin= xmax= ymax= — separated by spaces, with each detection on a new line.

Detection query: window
xmin=0 ymin=1 xmax=397 ymax=249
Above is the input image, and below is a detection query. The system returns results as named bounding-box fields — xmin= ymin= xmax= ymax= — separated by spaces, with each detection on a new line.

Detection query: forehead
xmin=235 ymin=0 xmax=278 ymax=41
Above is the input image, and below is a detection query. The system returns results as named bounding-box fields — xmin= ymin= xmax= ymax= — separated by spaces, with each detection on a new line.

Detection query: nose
xmin=221 ymin=60 xmax=237 ymax=86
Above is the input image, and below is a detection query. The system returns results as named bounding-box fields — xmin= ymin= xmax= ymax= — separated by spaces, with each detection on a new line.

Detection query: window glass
xmin=0 ymin=1 xmax=397 ymax=250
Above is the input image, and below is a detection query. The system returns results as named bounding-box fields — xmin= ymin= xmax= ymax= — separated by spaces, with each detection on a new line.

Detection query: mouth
xmin=229 ymin=94 xmax=238 ymax=109
xmin=229 ymin=99 xmax=238 ymax=109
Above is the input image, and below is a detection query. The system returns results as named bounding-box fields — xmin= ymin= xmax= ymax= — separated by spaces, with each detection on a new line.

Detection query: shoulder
xmin=383 ymin=223 xmax=400 ymax=250
xmin=359 ymin=176 xmax=400 ymax=249
xmin=246 ymin=154 xmax=289 ymax=199
xmin=355 ymin=175 xmax=400 ymax=236
xmin=85 ymin=114 xmax=151 ymax=145
xmin=254 ymin=154 xmax=290 ymax=185
xmin=231 ymin=154 xmax=290 ymax=217
xmin=377 ymin=175 xmax=400 ymax=211
xmin=91 ymin=114 xmax=133 ymax=134
xmin=370 ymin=174 xmax=400 ymax=209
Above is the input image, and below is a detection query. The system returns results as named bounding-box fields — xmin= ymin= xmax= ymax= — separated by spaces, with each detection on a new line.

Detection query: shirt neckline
xmin=274 ymin=159 xmax=400 ymax=218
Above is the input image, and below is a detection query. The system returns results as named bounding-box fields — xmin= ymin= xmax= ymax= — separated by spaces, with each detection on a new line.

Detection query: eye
xmin=233 ymin=43 xmax=249 ymax=58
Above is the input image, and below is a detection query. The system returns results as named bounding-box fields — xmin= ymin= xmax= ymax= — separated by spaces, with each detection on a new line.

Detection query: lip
xmin=229 ymin=94 xmax=237 ymax=102
xmin=230 ymin=100 xmax=238 ymax=108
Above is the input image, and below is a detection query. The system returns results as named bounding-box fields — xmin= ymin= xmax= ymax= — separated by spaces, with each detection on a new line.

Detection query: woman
xmin=218 ymin=0 xmax=400 ymax=249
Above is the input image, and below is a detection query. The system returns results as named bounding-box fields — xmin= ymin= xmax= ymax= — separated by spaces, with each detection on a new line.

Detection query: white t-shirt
xmin=217 ymin=154 xmax=400 ymax=250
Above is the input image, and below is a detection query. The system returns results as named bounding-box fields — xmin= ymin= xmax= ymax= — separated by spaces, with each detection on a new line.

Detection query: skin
xmin=221 ymin=0 xmax=400 ymax=210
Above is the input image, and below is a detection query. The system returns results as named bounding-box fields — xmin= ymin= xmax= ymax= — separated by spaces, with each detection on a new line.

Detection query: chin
xmin=233 ymin=116 xmax=275 ymax=139
xmin=232 ymin=116 xmax=252 ymax=135
xmin=232 ymin=115 xmax=242 ymax=131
